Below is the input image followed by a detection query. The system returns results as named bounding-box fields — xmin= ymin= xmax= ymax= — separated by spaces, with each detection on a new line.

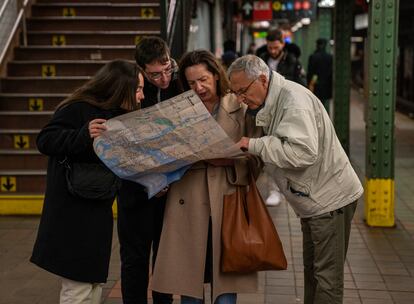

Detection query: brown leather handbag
xmin=221 ymin=173 xmax=287 ymax=273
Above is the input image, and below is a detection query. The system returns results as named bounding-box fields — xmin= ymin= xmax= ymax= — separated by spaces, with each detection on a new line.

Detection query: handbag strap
xmin=246 ymin=159 xmax=262 ymax=199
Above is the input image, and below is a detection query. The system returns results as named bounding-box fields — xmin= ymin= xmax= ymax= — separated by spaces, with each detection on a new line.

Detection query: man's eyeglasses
xmin=146 ymin=61 xmax=177 ymax=81
xmin=231 ymin=78 xmax=257 ymax=97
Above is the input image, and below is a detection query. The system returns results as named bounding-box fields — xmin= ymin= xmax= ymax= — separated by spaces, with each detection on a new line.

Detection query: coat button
xmin=179 ymin=199 xmax=185 ymax=205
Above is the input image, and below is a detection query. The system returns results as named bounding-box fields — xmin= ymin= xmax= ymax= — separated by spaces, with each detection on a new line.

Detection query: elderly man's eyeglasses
xmin=232 ymin=78 xmax=257 ymax=97
xmin=146 ymin=61 xmax=177 ymax=81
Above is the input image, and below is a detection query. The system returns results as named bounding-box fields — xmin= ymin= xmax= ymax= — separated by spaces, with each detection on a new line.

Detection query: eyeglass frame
xmin=144 ymin=59 xmax=177 ymax=81
xmin=231 ymin=78 xmax=258 ymax=97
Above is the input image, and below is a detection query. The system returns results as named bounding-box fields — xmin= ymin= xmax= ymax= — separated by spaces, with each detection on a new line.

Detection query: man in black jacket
xmin=117 ymin=36 xmax=181 ymax=304
xmin=307 ymin=38 xmax=333 ymax=112
xmin=257 ymin=29 xmax=306 ymax=86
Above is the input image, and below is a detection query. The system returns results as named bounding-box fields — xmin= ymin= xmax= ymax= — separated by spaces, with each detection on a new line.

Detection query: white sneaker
xmin=265 ymin=190 xmax=281 ymax=207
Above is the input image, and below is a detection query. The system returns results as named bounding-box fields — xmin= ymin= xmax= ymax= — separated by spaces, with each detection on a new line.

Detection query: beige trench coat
xmin=152 ymin=94 xmax=262 ymax=302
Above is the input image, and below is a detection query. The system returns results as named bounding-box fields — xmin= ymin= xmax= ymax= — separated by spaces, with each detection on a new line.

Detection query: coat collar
xmin=219 ymin=93 xmax=242 ymax=114
xmin=255 ymin=71 xmax=285 ymax=127
xmin=216 ymin=94 xmax=244 ymax=140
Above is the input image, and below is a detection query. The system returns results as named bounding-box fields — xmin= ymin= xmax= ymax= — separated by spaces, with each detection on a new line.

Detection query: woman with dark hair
xmin=151 ymin=50 xmax=262 ymax=304
xmin=31 ymin=60 xmax=145 ymax=304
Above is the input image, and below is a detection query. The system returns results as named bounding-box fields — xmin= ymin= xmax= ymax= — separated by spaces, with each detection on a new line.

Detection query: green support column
xmin=318 ymin=8 xmax=332 ymax=51
xmin=303 ymin=19 xmax=319 ymax=69
xmin=333 ymin=0 xmax=353 ymax=154
xmin=365 ymin=0 xmax=399 ymax=227
xmin=293 ymin=29 xmax=304 ymax=52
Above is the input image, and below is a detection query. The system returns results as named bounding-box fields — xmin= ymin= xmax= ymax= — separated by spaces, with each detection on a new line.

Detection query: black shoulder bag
xmin=60 ymin=157 xmax=121 ymax=200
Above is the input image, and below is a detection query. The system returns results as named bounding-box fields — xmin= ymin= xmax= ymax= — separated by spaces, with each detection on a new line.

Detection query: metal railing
xmin=0 ymin=0 xmax=30 ymax=68
xmin=161 ymin=0 xmax=192 ymax=59
xmin=166 ymin=0 xmax=179 ymax=47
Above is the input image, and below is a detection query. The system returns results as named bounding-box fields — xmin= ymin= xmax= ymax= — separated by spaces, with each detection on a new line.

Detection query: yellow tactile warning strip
xmin=0 ymin=195 xmax=118 ymax=215
xmin=365 ymin=178 xmax=395 ymax=227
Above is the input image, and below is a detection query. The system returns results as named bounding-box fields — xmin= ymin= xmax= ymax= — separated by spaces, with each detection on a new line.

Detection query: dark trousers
xmin=117 ymin=180 xmax=172 ymax=304
xmin=301 ymin=201 xmax=357 ymax=304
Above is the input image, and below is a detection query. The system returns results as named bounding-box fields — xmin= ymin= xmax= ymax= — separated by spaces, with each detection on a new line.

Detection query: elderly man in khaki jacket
xmin=228 ymin=55 xmax=363 ymax=304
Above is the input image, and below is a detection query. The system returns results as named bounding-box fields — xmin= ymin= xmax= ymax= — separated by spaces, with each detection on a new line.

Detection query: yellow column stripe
xmin=364 ymin=178 xmax=395 ymax=227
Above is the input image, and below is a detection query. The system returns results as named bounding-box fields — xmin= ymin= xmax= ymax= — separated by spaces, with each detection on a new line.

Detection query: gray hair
xmin=227 ymin=55 xmax=270 ymax=80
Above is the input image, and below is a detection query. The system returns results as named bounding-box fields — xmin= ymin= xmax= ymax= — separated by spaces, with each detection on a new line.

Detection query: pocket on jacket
xmin=284 ymin=179 xmax=321 ymax=216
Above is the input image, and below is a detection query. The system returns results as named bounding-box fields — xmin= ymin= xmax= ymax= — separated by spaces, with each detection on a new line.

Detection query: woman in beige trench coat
xmin=151 ymin=50 xmax=262 ymax=303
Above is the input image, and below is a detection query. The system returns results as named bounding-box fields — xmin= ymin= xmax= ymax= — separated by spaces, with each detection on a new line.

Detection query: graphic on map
xmin=93 ymin=90 xmax=243 ymax=197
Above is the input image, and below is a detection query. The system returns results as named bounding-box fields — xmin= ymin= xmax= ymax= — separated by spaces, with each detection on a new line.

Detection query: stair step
xmin=0 ymin=170 xmax=46 ymax=175
xmin=14 ymin=46 xmax=135 ymax=60
xmin=36 ymin=0 xmax=159 ymax=3
xmin=27 ymin=30 xmax=159 ymax=45
xmin=0 ymin=149 xmax=41 ymax=154
xmin=32 ymin=3 xmax=160 ymax=17
xmin=8 ymin=61 xmax=110 ymax=77
xmin=0 ymin=94 xmax=66 ymax=111
xmin=0 ymin=111 xmax=54 ymax=115
xmin=0 ymin=151 xmax=47 ymax=170
xmin=1 ymin=77 xmax=90 ymax=93
xmin=0 ymin=171 xmax=46 ymax=193
xmin=0 ymin=129 xmax=40 ymax=134
xmin=0 ymin=131 xmax=39 ymax=149
xmin=27 ymin=16 xmax=160 ymax=31
xmin=0 ymin=111 xmax=53 ymax=129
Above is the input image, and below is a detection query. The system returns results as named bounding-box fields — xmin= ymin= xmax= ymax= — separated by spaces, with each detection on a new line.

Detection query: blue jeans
xmin=181 ymin=293 xmax=237 ymax=304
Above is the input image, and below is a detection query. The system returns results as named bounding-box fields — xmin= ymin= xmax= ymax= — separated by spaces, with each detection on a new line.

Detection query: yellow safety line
xmin=0 ymin=195 xmax=118 ymax=216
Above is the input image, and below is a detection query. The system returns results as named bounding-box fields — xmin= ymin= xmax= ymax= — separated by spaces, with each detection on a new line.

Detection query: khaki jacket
xmin=249 ymin=71 xmax=363 ymax=218
xmin=152 ymin=94 xmax=262 ymax=301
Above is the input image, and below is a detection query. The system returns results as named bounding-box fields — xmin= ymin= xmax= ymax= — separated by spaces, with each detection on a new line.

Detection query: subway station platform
xmin=1 ymin=90 xmax=414 ymax=304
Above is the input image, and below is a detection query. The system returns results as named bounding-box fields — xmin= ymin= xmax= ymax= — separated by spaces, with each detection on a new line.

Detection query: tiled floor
xmin=1 ymin=90 xmax=414 ymax=303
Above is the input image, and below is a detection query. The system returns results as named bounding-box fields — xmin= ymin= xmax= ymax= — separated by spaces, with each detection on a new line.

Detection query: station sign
xmin=241 ymin=0 xmax=317 ymax=22
xmin=252 ymin=1 xmax=272 ymax=21
xmin=272 ymin=0 xmax=317 ymax=21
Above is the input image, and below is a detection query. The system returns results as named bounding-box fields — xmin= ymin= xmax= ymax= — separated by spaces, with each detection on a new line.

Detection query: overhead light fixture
xmin=301 ymin=18 xmax=311 ymax=25
xmin=260 ymin=21 xmax=270 ymax=28
xmin=251 ymin=21 xmax=270 ymax=28
xmin=318 ymin=0 xmax=335 ymax=8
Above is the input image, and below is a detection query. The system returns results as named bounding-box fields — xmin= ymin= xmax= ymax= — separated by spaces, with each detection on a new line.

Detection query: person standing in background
xmin=257 ymin=29 xmax=306 ymax=86
xmin=307 ymin=38 xmax=333 ymax=113
xmin=221 ymin=39 xmax=239 ymax=69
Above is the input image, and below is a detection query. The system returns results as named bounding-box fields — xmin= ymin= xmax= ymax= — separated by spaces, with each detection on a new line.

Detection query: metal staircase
xmin=0 ymin=0 xmax=161 ymax=213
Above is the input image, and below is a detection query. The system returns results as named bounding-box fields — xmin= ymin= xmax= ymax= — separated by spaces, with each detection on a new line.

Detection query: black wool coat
xmin=31 ymin=102 xmax=123 ymax=283
xmin=307 ymin=50 xmax=333 ymax=100
xmin=260 ymin=50 xmax=306 ymax=86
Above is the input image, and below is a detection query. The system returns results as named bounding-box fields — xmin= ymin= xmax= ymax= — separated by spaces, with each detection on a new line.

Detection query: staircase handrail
xmin=162 ymin=0 xmax=191 ymax=60
xmin=0 ymin=0 xmax=30 ymax=67
xmin=164 ymin=0 xmax=180 ymax=48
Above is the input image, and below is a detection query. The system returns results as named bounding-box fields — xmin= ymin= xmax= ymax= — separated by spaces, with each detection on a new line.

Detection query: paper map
xmin=94 ymin=90 xmax=243 ymax=197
